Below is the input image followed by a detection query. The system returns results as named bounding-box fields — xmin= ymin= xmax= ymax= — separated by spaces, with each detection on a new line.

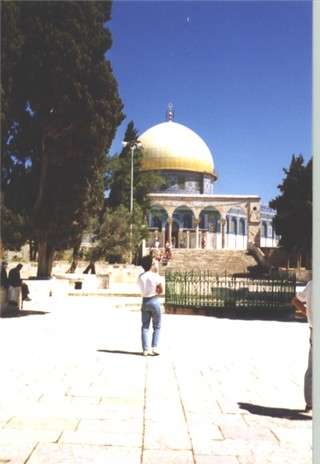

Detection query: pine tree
xmin=270 ymin=155 xmax=312 ymax=268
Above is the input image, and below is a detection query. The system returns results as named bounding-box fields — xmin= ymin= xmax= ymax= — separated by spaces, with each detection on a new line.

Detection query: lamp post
xmin=122 ymin=140 xmax=141 ymax=263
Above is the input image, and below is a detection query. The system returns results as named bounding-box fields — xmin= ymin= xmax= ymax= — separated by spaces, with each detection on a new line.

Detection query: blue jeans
xmin=304 ymin=334 xmax=312 ymax=406
xmin=141 ymin=297 xmax=162 ymax=351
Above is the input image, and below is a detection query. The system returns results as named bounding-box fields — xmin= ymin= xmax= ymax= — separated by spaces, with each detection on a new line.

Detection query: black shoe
xmin=23 ymin=297 xmax=32 ymax=301
xmin=305 ymin=403 xmax=312 ymax=412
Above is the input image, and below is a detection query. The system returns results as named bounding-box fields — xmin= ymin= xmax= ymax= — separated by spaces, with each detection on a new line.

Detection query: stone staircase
xmin=159 ymin=249 xmax=258 ymax=276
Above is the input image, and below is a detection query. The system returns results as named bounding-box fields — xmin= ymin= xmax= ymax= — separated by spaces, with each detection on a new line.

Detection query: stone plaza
xmin=0 ymin=281 xmax=312 ymax=464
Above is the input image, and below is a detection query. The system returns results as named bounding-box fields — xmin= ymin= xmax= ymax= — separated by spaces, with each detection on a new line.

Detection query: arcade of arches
xmin=145 ymin=195 xmax=278 ymax=251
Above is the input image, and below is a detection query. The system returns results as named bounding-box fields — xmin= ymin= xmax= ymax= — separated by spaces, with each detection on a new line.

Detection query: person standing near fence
xmin=137 ymin=255 xmax=163 ymax=356
xmin=291 ymin=280 xmax=313 ymax=412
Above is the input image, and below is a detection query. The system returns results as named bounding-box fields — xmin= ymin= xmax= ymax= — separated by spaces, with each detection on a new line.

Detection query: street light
xmin=122 ymin=140 xmax=142 ymax=263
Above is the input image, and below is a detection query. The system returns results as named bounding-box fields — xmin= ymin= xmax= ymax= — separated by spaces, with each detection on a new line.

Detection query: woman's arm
xmin=291 ymin=295 xmax=306 ymax=316
xmin=156 ymin=282 xmax=163 ymax=295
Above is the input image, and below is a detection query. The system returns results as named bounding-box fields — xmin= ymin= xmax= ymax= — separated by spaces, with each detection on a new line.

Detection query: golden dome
xmin=139 ymin=121 xmax=216 ymax=176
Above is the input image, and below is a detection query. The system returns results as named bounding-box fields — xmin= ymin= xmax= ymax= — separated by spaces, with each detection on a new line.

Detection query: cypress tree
xmin=1 ymin=1 xmax=124 ymax=275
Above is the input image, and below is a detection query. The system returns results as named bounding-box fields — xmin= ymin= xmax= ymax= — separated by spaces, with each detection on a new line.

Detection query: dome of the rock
xmin=139 ymin=120 xmax=216 ymax=178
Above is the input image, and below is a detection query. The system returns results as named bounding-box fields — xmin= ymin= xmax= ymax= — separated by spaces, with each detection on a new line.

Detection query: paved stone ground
xmin=0 ymin=291 xmax=312 ymax=464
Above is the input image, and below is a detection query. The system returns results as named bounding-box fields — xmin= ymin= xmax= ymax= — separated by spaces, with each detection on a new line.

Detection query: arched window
xmin=152 ymin=216 xmax=162 ymax=230
xmin=199 ymin=208 xmax=220 ymax=232
xmin=230 ymin=217 xmax=237 ymax=234
xmin=239 ymin=218 xmax=245 ymax=235
xmin=261 ymin=222 xmax=267 ymax=238
xmin=208 ymin=215 xmax=217 ymax=232
xmin=183 ymin=214 xmax=192 ymax=228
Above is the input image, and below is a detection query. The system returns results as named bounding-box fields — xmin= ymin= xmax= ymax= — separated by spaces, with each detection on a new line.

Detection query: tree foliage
xmin=0 ymin=206 xmax=28 ymax=251
xmin=1 ymin=1 xmax=124 ymax=275
xmin=106 ymin=121 xmax=164 ymax=215
xmin=98 ymin=121 xmax=164 ymax=263
xmin=270 ymin=154 xmax=312 ymax=267
xmin=86 ymin=205 xmax=148 ymax=265
xmin=67 ymin=120 xmax=163 ymax=269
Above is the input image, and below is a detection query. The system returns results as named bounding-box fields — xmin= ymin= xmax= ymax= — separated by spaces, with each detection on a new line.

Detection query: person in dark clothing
xmin=8 ymin=264 xmax=31 ymax=303
xmin=1 ymin=261 xmax=9 ymax=289
xmin=22 ymin=282 xmax=31 ymax=301
xmin=8 ymin=264 xmax=23 ymax=287
xmin=8 ymin=264 xmax=22 ymax=306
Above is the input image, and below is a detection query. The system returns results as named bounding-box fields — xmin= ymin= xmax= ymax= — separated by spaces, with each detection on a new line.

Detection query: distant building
xmin=139 ymin=104 xmax=279 ymax=250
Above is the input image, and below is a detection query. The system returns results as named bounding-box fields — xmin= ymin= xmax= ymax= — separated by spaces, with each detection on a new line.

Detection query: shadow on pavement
xmin=165 ymin=306 xmax=301 ymax=322
xmin=1 ymin=309 xmax=49 ymax=318
xmin=98 ymin=349 xmax=143 ymax=356
xmin=238 ymin=402 xmax=312 ymax=420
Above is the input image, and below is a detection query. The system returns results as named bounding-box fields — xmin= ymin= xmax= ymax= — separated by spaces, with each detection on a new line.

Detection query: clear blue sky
xmin=106 ymin=0 xmax=312 ymax=205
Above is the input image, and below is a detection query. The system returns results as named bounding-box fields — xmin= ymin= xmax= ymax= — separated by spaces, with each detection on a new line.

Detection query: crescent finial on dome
xmin=166 ymin=103 xmax=174 ymax=122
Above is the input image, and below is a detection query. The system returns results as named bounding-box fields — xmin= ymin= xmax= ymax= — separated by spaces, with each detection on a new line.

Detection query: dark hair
xmin=141 ymin=255 xmax=152 ymax=272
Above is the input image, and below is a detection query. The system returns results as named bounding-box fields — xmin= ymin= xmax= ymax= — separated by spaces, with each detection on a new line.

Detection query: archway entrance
xmin=199 ymin=206 xmax=221 ymax=249
xmin=165 ymin=220 xmax=179 ymax=247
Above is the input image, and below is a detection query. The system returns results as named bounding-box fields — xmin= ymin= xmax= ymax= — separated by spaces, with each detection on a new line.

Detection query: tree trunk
xmin=297 ymin=253 xmax=301 ymax=270
xmin=66 ymin=243 xmax=81 ymax=273
xmin=0 ymin=239 xmax=5 ymax=261
xmin=83 ymin=260 xmax=96 ymax=274
xmin=33 ymin=134 xmax=49 ymax=216
xmin=37 ymin=239 xmax=55 ymax=278
xmin=29 ymin=240 xmax=38 ymax=261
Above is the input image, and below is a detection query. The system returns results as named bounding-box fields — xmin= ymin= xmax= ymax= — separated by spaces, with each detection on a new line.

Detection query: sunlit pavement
xmin=0 ymin=288 xmax=312 ymax=464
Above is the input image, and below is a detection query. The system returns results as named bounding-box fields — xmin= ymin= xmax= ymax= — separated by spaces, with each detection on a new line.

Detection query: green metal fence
xmin=165 ymin=270 xmax=296 ymax=312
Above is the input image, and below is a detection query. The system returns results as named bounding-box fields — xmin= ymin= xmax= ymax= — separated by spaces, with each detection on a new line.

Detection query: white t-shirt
xmin=297 ymin=280 xmax=313 ymax=328
xmin=138 ymin=270 xmax=162 ymax=298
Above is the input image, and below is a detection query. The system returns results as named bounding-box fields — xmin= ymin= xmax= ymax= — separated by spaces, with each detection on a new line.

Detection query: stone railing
xmin=52 ymin=273 xmax=109 ymax=291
